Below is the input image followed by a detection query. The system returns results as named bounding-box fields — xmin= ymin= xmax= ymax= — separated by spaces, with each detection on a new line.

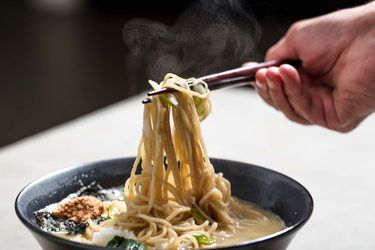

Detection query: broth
xmin=35 ymin=184 xmax=285 ymax=249
xmin=215 ymin=198 xmax=284 ymax=247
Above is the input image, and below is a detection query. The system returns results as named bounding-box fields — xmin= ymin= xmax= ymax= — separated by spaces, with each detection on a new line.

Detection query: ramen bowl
xmin=15 ymin=157 xmax=313 ymax=250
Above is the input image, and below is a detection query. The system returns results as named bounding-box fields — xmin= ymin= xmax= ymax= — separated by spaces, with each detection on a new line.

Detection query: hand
xmin=252 ymin=2 xmax=375 ymax=132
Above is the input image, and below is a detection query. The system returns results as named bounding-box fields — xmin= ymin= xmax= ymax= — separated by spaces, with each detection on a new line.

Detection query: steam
xmin=123 ymin=0 xmax=261 ymax=85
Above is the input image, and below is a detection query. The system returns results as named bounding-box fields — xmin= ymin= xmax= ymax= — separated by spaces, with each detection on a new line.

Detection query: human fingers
xmin=243 ymin=61 xmax=271 ymax=104
xmin=278 ymin=64 xmax=358 ymax=131
xmin=255 ymin=68 xmax=274 ymax=107
xmin=279 ymin=64 xmax=337 ymax=128
xmin=278 ymin=65 xmax=312 ymax=121
xmin=243 ymin=61 xmax=273 ymax=106
xmin=243 ymin=61 xmax=273 ymax=107
xmin=265 ymin=67 xmax=310 ymax=124
xmin=265 ymin=27 xmax=299 ymax=61
xmin=278 ymin=66 xmax=365 ymax=132
xmin=279 ymin=65 xmax=303 ymax=97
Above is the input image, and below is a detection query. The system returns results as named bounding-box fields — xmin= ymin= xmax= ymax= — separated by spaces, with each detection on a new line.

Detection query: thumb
xmin=265 ymin=35 xmax=299 ymax=62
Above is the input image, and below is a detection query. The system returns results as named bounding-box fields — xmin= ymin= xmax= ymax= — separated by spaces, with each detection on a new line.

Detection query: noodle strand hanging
xmin=118 ymin=74 xmax=233 ymax=249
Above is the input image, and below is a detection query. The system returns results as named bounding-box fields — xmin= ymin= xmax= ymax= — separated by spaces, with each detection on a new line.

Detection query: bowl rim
xmin=15 ymin=157 xmax=314 ymax=250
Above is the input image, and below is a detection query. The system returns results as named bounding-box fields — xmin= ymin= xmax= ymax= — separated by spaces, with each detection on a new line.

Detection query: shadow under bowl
xmin=15 ymin=157 xmax=313 ymax=250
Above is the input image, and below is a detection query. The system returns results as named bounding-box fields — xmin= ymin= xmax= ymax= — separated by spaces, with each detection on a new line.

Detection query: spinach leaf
xmin=106 ymin=236 xmax=146 ymax=250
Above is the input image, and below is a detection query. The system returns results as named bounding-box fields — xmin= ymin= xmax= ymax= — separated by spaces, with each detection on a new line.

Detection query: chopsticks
xmin=143 ymin=59 xmax=301 ymax=104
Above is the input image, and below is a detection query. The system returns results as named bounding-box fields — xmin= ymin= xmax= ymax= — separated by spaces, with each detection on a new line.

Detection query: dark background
xmin=0 ymin=0 xmax=365 ymax=148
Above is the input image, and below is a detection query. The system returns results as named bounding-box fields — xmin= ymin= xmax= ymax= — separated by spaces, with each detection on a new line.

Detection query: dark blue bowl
xmin=15 ymin=157 xmax=313 ymax=250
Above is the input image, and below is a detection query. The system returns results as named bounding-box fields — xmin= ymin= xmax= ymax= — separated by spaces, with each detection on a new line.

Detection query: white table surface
xmin=1 ymin=89 xmax=375 ymax=249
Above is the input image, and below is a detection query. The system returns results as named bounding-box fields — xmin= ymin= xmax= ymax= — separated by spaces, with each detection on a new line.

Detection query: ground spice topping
xmin=52 ymin=196 xmax=104 ymax=223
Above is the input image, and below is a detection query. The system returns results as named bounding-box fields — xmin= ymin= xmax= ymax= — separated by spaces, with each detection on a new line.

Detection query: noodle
xmin=37 ymin=73 xmax=285 ymax=250
xmin=114 ymin=74 xmax=233 ymax=249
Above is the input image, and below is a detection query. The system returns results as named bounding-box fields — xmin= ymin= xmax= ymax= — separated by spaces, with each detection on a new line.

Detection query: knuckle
xmin=288 ymin=21 xmax=304 ymax=37
xmin=283 ymin=111 xmax=296 ymax=121
xmin=280 ymin=105 xmax=301 ymax=123
xmin=286 ymin=20 xmax=308 ymax=46
xmin=264 ymin=99 xmax=275 ymax=109
xmin=268 ymin=86 xmax=277 ymax=94
xmin=287 ymin=115 xmax=303 ymax=124
xmin=281 ymin=107 xmax=308 ymax=124
xmin=261 ymin=96 xmax=275 ymax=108
xmin=266 ymin=46 xmax=276 ymax=59
xmin=332 ymin=115 xmax=356 ymax=133
xmin=270 ymin=96 xmax=283 ymax=109
xmin=335 ymin=124 xmax=354 ymax=133
xmin=334 ymin=103 xmax=357 ymax=132
xmin=255 ymin=87 xmax=267 ymax=97
xmin=257 ymin=90 xmax=270 ymax=101
xmin=263 ymin=97 xmax=273 ymax=106
xmin=272 ymin=102 xmax=281 ymax=110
